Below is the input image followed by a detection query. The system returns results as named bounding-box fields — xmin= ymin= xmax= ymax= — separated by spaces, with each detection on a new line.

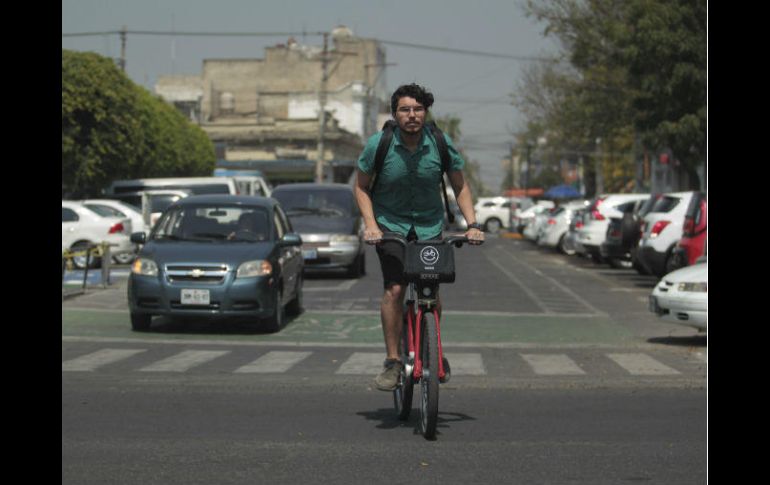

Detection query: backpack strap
xmin=368 ymin=120 xmax=397 ymax=194
xmin=426 ymin=122 xmax=455 ymax=224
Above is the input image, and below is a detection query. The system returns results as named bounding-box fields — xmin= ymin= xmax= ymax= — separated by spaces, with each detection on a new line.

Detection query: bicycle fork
xmin=407 ymin=307 xmax=446 ymax=382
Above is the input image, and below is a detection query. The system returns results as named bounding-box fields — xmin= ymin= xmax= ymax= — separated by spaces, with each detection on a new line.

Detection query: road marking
xmin=304 ymin=279 xmax=359 ymax=292
xmin=138 ymin=350 xmax=230 ymax=372
xmin=336 ymin=352 xmax=383 ymax=374
xmin=521 ymin=354 xmax=586 ymax=375
xmin=606 ymin=353 xmax=681 ymax=375
xmin=235 ymin=351 xmax=312 ymax=373
xmin=62 ymin=348 xmax=146 ymax=371
xmin=483 ymin=253 xmax=550 ymax=313
xmin=447 ymin=353 xmax=486 ymax=375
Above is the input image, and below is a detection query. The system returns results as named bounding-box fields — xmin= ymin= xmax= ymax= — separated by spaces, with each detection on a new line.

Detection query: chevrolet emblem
xmin=189 ymin=269 xmax=205 ymax=278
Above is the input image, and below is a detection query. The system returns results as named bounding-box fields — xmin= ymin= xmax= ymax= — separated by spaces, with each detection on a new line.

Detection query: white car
xmin=474 ymin=196 xmax=532 ymax=233
xmin=82 ymin=199 xmax=150 ymax=264
xmin=513 ymin=200 xmax=554 ymax=233
xmin=636 ymin=191 xmax=699 ymax=277
xmin=576 ymin=194 xmax=650 ymax=262
xmin=537 ymin=200 xmax=590 ymax=253
xmin=62 ymin=201 xmax=134 ymax=268
xmin=649 ymin=262 xmax=707 ymax=331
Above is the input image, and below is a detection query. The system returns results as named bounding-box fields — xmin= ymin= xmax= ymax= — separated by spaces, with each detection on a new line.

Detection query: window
xmin=62 ymin=208 xmax=79 ymax=222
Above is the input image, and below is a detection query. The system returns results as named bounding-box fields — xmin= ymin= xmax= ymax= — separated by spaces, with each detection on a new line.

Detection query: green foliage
xmin=518 ymin=0 xmax=706 ymax=192
xmin=62 ymin=50 xmax=215 ymax=198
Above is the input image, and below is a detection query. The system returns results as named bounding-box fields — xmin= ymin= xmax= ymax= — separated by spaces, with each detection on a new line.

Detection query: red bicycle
xmin=380 ymin=232 xmax=481 ymax=440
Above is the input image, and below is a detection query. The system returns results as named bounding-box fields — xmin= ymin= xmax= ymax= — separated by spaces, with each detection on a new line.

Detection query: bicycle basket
xmin=403 ymin=241 xmax=456 ymax=283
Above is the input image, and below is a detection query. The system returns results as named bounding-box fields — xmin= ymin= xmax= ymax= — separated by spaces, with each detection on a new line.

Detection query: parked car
xmin=62 ymin=201 xmax=133 ymax=269
xmin=82 ymin=199 xmax=150 ymax=264
xmin=474 ymin=196 xmax=522 ymax=234
xmin=670 ymin=193 xmax=707 ymax=268
xmin=537 ymin=200 xmax=590 ymax=253
xmin=514 ymin=200 xmax=555 ymax=234
xmin=106 ymin=189 xmax=190 ymax=228
xmin=523 ymin=206 xmax=556 ymax=242
xmin=127 ymin=195 xmax=304 ymax=332
xmin=270 ymin=183 xmax=366 ymax=278
xmin=576 ymin=194 xmax=650 ymax=262
xmin=649 ymin=261 xmax=707 ymax=331
xmin=560 ymin=208 xmax=586 ymax=256
xmin=636 ymin=191 xmax=700 ymax=277
xmin=600 ymin=194 xmax=660 ymax=269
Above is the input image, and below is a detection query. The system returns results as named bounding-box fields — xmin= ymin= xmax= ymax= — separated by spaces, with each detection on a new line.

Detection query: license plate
xmin=181 ymin=289 xmax=210 ymax=305
xmin=302 ymin=249 xmax=318 ymax=260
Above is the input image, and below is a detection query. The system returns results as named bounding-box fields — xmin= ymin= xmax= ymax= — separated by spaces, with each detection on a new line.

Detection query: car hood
xmin=288 ymin=216 xmax=356 ymax=235
xmin=662 ymin=262 xmax=708 ymax=283
xmin=140 ymin=240 xmax=275 ymax=266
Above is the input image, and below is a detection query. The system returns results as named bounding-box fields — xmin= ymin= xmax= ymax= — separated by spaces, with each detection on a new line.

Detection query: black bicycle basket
xmin=403 ymin=240 xmax=456 ymax=283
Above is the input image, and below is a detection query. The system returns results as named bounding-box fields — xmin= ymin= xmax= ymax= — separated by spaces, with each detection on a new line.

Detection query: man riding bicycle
xmin=353 ymin=83 xmax=484 ymax=391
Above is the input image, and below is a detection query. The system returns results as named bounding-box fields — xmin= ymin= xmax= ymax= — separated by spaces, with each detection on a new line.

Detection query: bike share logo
xmin=419 ymin=246 xmax=440 ymax=268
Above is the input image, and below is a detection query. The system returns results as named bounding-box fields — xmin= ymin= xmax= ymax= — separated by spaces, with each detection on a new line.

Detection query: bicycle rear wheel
xmin=419 ymin=311 xmax=439 ymax=440
xmin=393 ymin=312 xmax=414 ymax=420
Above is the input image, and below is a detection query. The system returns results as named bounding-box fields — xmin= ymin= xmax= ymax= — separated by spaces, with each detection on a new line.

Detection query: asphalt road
xmin=62 ymin=234 xmax=707 ymax=484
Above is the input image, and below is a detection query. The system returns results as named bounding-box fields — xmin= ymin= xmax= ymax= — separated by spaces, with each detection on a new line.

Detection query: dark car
xmin=601 ymin=194 xmax=660 ymax=269
xmin=271 ymin=183 xmax=366 ymax=277
xmin=127 ymin=195 xmax=304 ymax=332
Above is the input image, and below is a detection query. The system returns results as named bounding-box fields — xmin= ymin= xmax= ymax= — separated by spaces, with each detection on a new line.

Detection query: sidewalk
xmin=62 ymin=268 xmax=130 ymax=308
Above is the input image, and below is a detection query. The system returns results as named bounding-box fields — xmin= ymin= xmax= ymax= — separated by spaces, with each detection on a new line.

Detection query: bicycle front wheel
xmin=393 ymin=312 xmax=414 ymax=420
xmin=419 ymin=311 xmax=440 ymax=440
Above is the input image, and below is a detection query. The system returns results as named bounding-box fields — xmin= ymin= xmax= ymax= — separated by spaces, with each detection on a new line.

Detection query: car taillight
xmin=683 ymin=217 xmax=695 ymax=236
xmin=108 ymin=222 xmax=125 ymax=234
xmin=591 ymin=210 xmax=605 ymax=221
xmin=547 ymin=219 xmax=556 ymax=225
xmin=649 ymin=220 xmax=671 ymax=238
xmin=575 ymin=221 xmax=583 ymax=229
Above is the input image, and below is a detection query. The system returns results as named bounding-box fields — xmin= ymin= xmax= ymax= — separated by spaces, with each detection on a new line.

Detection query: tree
xmin=433 ymin=114 xmax=488 ymax=199
xmin=62 ymin=50 xmax=215 ymax=198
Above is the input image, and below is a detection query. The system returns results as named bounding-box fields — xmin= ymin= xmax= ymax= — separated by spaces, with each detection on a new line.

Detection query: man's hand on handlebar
xmin=364 ymin=226 xmax=384 ymax=245
xmin=465 ymin=227 xmax=485 ymax=245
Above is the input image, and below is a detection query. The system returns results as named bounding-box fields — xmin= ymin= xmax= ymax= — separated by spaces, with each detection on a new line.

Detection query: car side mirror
xmin=130 ymin=232 xmax=147 ymax=244
xmin=280 ymin=233 xmax=303 ymax=246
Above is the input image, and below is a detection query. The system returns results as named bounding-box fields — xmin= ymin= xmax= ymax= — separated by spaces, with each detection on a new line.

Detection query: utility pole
xmin=119 ymin=26 xmax=127 ymax=72
xmin=315 ymin=32 xmax=329 ymax=184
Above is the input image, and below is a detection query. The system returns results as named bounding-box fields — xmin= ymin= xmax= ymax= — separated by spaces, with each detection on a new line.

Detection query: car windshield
xmin=273 ymin=190 xmax=353 ymax=218
xmin=151 ymin=206 xmax=271 ymax=242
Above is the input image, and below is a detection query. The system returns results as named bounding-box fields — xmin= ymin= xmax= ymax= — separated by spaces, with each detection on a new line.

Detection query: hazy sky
xmin=62 ymin=0 xmax=559 ymax=192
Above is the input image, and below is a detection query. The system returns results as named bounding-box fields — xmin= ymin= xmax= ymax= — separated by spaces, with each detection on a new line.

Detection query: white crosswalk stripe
xmin=138 ymin=350 xmax=230 ymax=372
xmin=521 ymin=354 xmax=585 ymax=375
xmin=606 ymin=353 xmax=681 ymax=375
xmin=235 ymin=351 xmax=312 ymax=373
xmin=336 ymin=352 xmax=383 ymax=375
xmin=62 ymin=347 xmax=694 ymax=378
xmin=62 ymin=348 xmax=146 ymax=372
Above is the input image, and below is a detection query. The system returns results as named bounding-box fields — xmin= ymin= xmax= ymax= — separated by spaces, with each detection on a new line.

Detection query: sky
xmin=62 ymin=0 xmax=559 ymax=193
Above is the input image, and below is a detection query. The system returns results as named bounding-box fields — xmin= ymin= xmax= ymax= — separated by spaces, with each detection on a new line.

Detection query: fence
xmin=62 ymin=242 xmax=114 ymax=299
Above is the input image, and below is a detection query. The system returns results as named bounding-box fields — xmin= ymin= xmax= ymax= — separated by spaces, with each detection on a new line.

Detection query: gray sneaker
xmin=374 ymin=359 xmax=403 ymax=391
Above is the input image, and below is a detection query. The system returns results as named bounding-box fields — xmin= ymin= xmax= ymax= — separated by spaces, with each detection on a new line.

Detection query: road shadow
xmin=647 ymin=334 xmax=707 ymax=347
xmin=357 ymin=408 xmax=477 ymax=436
xmin=140 ymin=311 xmax=305 ymax=336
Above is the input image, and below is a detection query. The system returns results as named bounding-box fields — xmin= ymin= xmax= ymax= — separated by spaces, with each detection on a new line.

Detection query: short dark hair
xmin=390 ymin=83 xmax=434 ymax=115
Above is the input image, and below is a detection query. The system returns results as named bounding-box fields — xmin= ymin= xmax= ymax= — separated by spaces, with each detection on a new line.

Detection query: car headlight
xmin=678 ymin=282 xmax=707 ymax=292
xmin=237 ymin=260 xmax=272 ymax=278
xmin=330 ymin=234 xmax=359 ymax=243
xmin=131 ymin=258 xmax=158 ymax=276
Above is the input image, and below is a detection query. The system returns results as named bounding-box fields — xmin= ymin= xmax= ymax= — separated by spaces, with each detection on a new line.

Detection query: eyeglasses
xmin=396 ymin=106 xmax=426 ymax=114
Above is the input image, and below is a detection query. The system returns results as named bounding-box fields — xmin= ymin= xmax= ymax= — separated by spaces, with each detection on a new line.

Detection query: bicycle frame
xmin=403 ymin=281 xmax=446 ymax=382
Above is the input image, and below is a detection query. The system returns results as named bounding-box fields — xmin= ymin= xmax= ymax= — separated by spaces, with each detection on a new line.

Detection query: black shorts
xmin=375 ymin=226 xmax=441 ymax=289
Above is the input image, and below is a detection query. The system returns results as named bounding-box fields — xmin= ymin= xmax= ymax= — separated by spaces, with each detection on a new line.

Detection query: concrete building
xmin=155 ymin=26 xmax=389 ymax=184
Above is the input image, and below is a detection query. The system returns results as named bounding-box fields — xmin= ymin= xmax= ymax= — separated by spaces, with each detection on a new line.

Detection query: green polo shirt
xmin=357 ymin=126 xmax=465 ymax=239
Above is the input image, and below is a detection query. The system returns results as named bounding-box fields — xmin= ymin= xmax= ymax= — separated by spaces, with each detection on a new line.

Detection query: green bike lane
xmin=62 ymin=307 xmax=636 ymax=348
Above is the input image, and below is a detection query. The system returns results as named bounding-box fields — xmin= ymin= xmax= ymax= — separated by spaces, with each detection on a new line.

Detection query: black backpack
xmin=367 ymin=120 xmax=455 ymax=224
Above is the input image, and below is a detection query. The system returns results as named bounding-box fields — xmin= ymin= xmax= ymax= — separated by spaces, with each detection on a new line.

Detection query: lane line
xmin=62 ymin=348 xmax=146 ymax=372
xmin=606 ymin=353 xmax=681 ymax=375
xmin=336 ymin=352 xmax=382 ymax=375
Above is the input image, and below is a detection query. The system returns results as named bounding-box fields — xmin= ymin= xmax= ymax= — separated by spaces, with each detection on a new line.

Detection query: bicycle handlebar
xmin=373 ymin=231 xmax=483 ymax=248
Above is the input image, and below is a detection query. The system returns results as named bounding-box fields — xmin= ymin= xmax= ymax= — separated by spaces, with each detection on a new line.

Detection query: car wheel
xmin=484 ymin=218 xmax=502 ymax=234
xmin=112 ymin=252 xmax=136 ymax=265
xmin=263 ymin=288 xmax=285 ymax=333
xmin=130 ymin=313 xmax=152 ymax=331
xmin=558 ymin=234 xmax=576 ymax=256
xmin=71 ymin=241 xmax=101 ymax=269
